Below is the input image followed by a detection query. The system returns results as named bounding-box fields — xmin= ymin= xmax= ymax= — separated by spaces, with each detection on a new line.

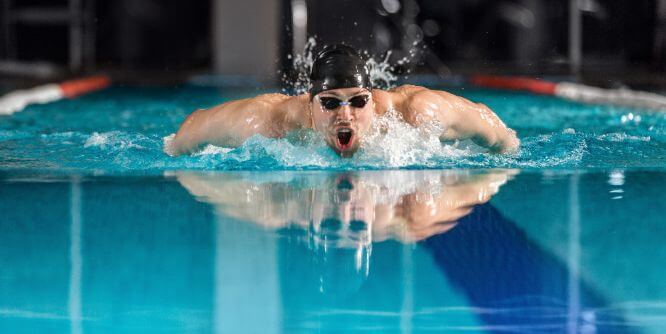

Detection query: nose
xmin=336 ymin=105 xmax=353 ymax=121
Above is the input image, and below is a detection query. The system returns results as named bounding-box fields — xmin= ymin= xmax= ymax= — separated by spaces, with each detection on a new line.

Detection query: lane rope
xmin=471 ymin=75 xmax=666 ymax=110
xmin=0 ymin=75 xmax=111 ymax=115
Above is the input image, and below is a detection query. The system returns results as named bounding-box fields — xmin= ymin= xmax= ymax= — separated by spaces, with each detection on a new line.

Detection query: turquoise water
xmin=2 ymin=86 xmax=666 ymax=333
xmin=1 ymin=170 xmax=665 ymax=333
xmin=0 ymin=85 xmax=665 ymax=172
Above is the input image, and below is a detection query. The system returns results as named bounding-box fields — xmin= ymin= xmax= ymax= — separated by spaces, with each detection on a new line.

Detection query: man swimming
xmin=170 ymin=45 xmax=519 ymax=157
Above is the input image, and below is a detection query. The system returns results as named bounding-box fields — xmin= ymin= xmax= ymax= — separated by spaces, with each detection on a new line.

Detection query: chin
xmin=336 ymin=147 xmax=358 ymax=158
xmin=328 ymin=139 xmax=360 ymax=158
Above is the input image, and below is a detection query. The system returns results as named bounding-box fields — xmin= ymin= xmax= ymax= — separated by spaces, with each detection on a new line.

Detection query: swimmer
xmin=170 ymin=45 xmax=519 ymax=157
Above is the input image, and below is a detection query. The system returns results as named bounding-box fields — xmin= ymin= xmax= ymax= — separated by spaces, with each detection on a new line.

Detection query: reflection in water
xmin=177 ymin=170 xmax=515 ymax=294
xmin=177 ymin=170 xmax=515 ymax=243
xmin=2 ymin=172 xmax=666 ymax=332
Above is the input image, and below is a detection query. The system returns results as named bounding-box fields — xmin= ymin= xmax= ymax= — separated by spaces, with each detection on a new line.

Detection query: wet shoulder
xmin=249 ymin=93 xmax=306 ymax=118
xmin=274 ymin=93 xmax=311 ymax=130
xmin=253 ymin=93 xmax=292 ymax=106
xmin=390 ymin=85 xmax=432 ymax=107
xmin=389 ymin=84 xmax=429 ymax=96
xmin=375 ymin=85 xmax=427 ymax=116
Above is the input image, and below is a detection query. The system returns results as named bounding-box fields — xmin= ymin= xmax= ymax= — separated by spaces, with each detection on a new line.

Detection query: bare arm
xmin=170 ymin=93 xmax=308 ymax=155
xmin=404 ymin=88 xmax=519 ymax=153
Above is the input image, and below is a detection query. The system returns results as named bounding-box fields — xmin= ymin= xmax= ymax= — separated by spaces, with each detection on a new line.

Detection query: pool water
xmin=1 ymin=85 xmax=666 ymax=333
xmin=1 ymin=170 xmax=665 ymax=333
xmin=0 ymin=85 xmax=664 ymax=172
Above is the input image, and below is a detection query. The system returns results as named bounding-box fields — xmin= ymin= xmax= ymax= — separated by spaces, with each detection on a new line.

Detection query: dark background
xmin=0 ymin=0 xmax=664 ymax=85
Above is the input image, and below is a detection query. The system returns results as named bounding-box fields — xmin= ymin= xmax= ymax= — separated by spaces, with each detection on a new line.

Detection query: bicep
xmin=407 ymin=90 xmax=505 ymax=146
xmin=405 ymin=91 xmax=478 ymax=140
xmin=206 ymin=100 xmax=268 ymax=140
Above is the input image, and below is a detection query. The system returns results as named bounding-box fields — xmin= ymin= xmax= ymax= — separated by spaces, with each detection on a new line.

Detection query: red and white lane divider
xmin=0 ymin=75 xmax=111 ymax=115
xmin=471 ymin=75 xmax=666 ymax=110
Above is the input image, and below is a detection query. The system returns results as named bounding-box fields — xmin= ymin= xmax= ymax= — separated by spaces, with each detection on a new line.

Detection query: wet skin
xmin=170 ymin=85 xmax=520 ymax=157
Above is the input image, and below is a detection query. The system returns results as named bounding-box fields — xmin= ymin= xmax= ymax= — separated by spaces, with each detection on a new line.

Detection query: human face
xmin=310 ymin=87 xmax=374 ymax=157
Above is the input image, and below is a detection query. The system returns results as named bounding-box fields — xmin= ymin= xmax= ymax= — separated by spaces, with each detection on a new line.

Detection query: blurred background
xmin=0 ymin=0 xmax=665 ymax=88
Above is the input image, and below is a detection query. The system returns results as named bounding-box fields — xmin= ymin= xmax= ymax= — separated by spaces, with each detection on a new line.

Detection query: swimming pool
xmin=0 ymin=85 xmax=664 ymax=172
xmin=1 ymin=85 xmax=666 ymax=333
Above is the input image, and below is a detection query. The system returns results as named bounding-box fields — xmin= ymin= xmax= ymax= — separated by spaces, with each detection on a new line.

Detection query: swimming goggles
xmin=318 ymin=95 xmax=370 ymax=111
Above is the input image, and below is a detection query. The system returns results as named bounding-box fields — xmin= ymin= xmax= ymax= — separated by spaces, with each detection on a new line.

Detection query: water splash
xmin=162 ymin=110 xmax=479 ymax=170
xmin=282 ymin=37 xmax=415 ymax=95
xmin=365 ymin=51 xmax=399 ymax=89
xmin=358 ymin=108 xmax=471 ymax=167
xmin=84 ymin=131 xmax=147 ymax=150
xmin=162 ymin=134 xmax=177 ymax=156
xmin=3 ymin=86 xmax=666 ymax=173
xmin=283 ymin=37 xmax=318 ymax=95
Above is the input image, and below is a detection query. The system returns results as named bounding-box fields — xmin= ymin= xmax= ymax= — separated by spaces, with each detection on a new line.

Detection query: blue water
xmin=2 ymin=85 xmax=666 ymax=333
xmin=0 ymin=85 xmax=665 ymax=172
xmin=1 ymin=170 xmax=665 ymax=333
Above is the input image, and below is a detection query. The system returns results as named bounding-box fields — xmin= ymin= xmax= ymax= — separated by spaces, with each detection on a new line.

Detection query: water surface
xmin=1 ymin=169 xmax=664 ymax=333
xmin=0 ymin=86 xmax=664 ymax=172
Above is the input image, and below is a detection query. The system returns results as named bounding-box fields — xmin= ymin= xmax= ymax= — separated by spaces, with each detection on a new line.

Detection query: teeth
xmin=338 ymin=128 xmax=352 ymax=133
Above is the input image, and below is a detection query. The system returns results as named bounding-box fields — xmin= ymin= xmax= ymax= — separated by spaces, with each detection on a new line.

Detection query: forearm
xmin=170 ymin=108 xmax=216 ymax=155
xmin=469 ymin=103 xmax=519 ymax=153
xmin=170 ymin=107 xmax=249 ymax=155
xmin=485 ymin=126 xmax=519 ymax=153
xmin=170 ymin=95 xmax=287 ymax=155
xmin=439 ymin=95 xmax=519 ymax=153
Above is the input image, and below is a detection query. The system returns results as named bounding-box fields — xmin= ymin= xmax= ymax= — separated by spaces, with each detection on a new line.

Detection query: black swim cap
xmin=309 ymin=44 xmax=371 ymax=98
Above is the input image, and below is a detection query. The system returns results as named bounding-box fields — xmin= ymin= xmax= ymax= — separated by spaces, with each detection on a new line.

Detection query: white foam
xmin=596 ymin=133 xmax=651 ymax=142
xmin=84 ymin=132 xmax=110 ymax=148
xmin=358 ymin=108 xmax=472 ymax=167
xmin=163 ymin=133 xmax=234 ymax=157
xmin=193 ymin=144 xmax=233 ymax=156
xmin=84 ymin=131 xmax=144 ymax=150
xmin=162 ymin=134 xmax=176 ymax=156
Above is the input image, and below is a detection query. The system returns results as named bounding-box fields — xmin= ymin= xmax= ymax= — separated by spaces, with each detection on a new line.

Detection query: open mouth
xmin=336 ymin=128 xmax=354 ymax=149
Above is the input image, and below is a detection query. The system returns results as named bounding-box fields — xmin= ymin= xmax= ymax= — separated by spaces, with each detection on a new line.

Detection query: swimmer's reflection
xmin=177 ymin=170 xmax=515 ymax=293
